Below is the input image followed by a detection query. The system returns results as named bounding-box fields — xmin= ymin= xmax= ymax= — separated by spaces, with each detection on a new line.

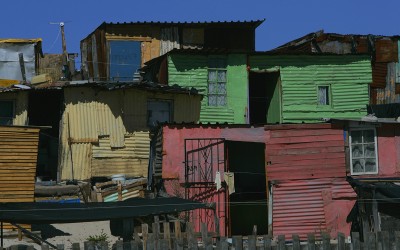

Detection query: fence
xmin=3 ymin=221 xmax=400 ymax=250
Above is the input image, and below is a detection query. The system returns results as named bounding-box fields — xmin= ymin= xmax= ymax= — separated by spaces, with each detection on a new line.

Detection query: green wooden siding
xmin=168 ymin=54 xmax=247 ymax=124
xmin=250 ymin=55 xmax=372 ymax=123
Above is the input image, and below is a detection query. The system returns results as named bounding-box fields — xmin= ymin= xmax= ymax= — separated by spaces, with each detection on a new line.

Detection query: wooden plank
xmin=265 ymin=123 xmax=334 ymax=130
xmin=268 ymin=152 xmax=345 ymax=163
xmin=263 ymin=235 xmax=272 ymax=250
xmin=201 ymin=223 xmax=212 ymax=250
xmin=268 ymin=146 xmax=344 ymax=156
xmin=292 ymin=234 xmax=301 ymax=250
xmin=366 ymin=232 xmax=376 ymax=250
xmin=395 ymin=231 xmax=400 ymax=250
xmin=248 ymin=235 xmax=257 ymax=250
xmin=232 ymin=236 xmax=243 ymax=250
xmin=322 ymin=233 xmax=330 ymax=250
xmin=268 ymin=135 xmax=343 ymax=145
xmin=186 ymin=222 xmax=196 ymax=250
xmin=277 ymin=235 xmax=285 ymax=250
xmin=142 ymin=223 xmax=148 ymax=250
xmin=307 ymin=233 xmax=316 ymax=250
xmin=270 ymin=129 xmax=342 ymax=138
xmin=163 ymin=222 xmax=171 ymax=249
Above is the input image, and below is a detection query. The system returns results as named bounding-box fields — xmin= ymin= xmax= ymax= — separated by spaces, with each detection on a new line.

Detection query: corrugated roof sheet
xmin=103 ymin=19 xmax=265 ymax=27
xmin=0 ymin=38 xmax=42 ymax=43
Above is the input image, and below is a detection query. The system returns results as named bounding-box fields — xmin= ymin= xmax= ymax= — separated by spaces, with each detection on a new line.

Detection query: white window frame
xmin=207 ymin=58 xmax=227 ymax=107
xmin=349 ymin=127 xmax=379 ymax=175
xmin=0 ymin=100 xmax=15 ymax=125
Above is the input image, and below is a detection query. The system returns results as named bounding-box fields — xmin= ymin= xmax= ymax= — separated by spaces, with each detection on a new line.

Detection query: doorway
xmin=28 ymin=90 xmax=63 ymax=181
xmin=226 ymin=141 xmax=268 ymax=236
xmin=249 ymin=71 xmax=281 ymax=124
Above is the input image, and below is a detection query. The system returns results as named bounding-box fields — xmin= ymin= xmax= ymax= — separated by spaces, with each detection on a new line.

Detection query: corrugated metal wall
xmin=60 ymin=87 xmax=201 ymax=180
xmin=272 ymin=178 xmax=355 ymax=239
xmin=250 ymin=55 xmax=372 ymax=123
xmin=168 ymin=54 xmax=247 ymax=124
xmin=0 ymin=91 xmax=28 ymax=125
xmin=0 ymin=126 xmax=40 ymax=230
xmin=265 ymin=124 xmax=346 ymax=181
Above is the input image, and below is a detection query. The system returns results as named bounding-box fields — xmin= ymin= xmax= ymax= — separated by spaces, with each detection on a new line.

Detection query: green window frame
xmin=0 ymin=100 xmax=14 ymax=125
xmin=207 ymin=58 xmax=227 ymax=107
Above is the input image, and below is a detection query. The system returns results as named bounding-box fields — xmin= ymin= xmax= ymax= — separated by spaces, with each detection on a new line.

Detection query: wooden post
xmin=163 ymin=221 xmax=171 ymax=249
xmin=378 ymin=231 xmax=390 ymax=250
xmin=17 ymin=228 xmax=22 ymax=241
xmin=232 ymin=236 xmax=243 ymax=250
xmin=174 ymin=221 xmax=183 ymax=250
xmin=117 ymin=182 xmax=122 ymax=201
xmin=201 ymin=223 xmax=212 ymax=250
xmin=247 ymin=235 xmax=257 ymax=250
xmin=263 ymin=235 xmax=272 ymax=250
xmin=142 ymin=223 xmax=149 ymax=250
xmin=159 ymin=239 xmax=169 ymax=250
xmin=130 ymin=240 xmax=139 ymax=250
xmin=352 ymin=232 xmax=361 ymax=250
xmin=186 ymin=222 xmax=197 ymax=250
xmin=277 ymin=235 xmax=286 ymax=250
xmin=292 ymin=234 xmax=300 ymax=250
xmin=307 ymin=233 xmax=316 ymax=250
xmin=217 ymin=236 xmax=228 ymax=250
xmin=322 ymin=233 xmax=330 ymax=250
xmin=337 ymin=232 xmax=345 ymax=250
xmin=147 ymin=233 xmax=155 ymax=250
xmin=152 ymin=222 xmax=160 ymax=250
xmin=366 ymin=232 xmax=376 ymax=250
xmin=18 ymin=53 xmax=27 ymax=83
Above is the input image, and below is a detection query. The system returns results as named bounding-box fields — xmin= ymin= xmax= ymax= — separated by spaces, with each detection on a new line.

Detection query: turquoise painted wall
xmin=250 ymin=55 xmax=372 ymax=123
xmin=168 ymin=54 xmax=248 ymax=124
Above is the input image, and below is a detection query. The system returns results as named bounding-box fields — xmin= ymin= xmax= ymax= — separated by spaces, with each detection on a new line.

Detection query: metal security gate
xmin=184 ymin=138 xmax=227 ymax=236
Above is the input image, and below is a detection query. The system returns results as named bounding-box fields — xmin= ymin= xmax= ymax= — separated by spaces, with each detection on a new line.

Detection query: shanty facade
xmin=0 ymin=81 xmax=202 ymax=181
xmin=80 ymin=20 xmax=263 ymax=81
xmin=0 ymin=39 xmax=42 ymax=85
xmin=272 ymin=31 xmax=400 ymax=104
xmin=143 ymin=51 xmax=372 ymax=124
xmin=150 ymin=123 xmax=356 ymax=238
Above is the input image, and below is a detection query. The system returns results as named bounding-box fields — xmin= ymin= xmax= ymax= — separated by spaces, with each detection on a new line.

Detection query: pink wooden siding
xmin=272 ymin=178 xmax=356 ymax=239
xmin=265 ymin=124 xmax=346 ymax=181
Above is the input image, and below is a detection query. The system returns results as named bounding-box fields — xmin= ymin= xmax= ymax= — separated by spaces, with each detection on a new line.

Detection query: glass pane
xmin=208 ymin=70 xmax=217 ymax=82
xmin=363 ymin=130 xmax=374 ymax=143
xmin=209 ymin=83 xmax=216 ymax=94
xmin=217 ymin=95 xmax=226 ymax=106
xmin=218 ymin=71 xmax=226 ymax=82
xmin=352 ymin=145 xmax=363 ymax=158
xmin=318 ymin=86 xmax=329 ymax=105
xmin=365 ymin=159 xmax=376 ymax=172
xmin=208 ymin=95 xmax=217 ymax=106
xmin=352 ymin=159 xmax=365 ymax=173
xmin=364 ymin=144 xmax=376 ymax=157
xmin=218 ymin=83 xmax=226 ymax=95
xmin=351 ymin=131 xmax=362 ymax=144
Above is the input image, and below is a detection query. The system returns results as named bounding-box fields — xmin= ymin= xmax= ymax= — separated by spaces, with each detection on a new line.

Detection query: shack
xmin=80 ymin=20 xmax=263 ymax=81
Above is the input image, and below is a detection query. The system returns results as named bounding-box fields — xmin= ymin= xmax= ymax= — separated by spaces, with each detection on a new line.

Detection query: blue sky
xmin=1 ymin=0 xmax=399 ymax=63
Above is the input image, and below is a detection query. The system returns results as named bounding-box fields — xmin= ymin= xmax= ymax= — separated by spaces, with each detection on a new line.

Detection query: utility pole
xmin=50 ymin=21 xmax=71 ymax=80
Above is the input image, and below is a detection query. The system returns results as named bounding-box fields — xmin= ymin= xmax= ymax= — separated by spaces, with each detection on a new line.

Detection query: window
xmin=317 ymin=85 xmax=330 ymax=105
xmin=0 ymin=100 xmax=14 ymax=125
xmin=208 ymin=58 xmax=227 ymax=107
xmin=147 ymin=100 xmax=172 ymax=127
xmin=349 ymin=128 xmax=378 ymax=175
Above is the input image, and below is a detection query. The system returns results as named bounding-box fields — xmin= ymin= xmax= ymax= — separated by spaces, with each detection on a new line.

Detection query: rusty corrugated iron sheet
xmin=375 ymin=39 xmax=398 ymax=62
xmin=371 ymin=62 xmax=388 ymax=88
xmin=265 ymin=124 xmax=346 ymax=181
xmin=272 ymin=178 xmax=356 ymax=239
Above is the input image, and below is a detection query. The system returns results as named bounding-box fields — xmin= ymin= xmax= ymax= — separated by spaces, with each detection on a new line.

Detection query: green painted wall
xmin=250 ymin=55 xmax=372 ymax=123
xmin=168 ymin=54 xmax=248 ymax=124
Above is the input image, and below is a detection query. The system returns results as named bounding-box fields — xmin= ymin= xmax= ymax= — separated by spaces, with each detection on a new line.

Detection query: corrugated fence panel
xmin=272 ymin=178 xmax=355 ymax=239
xmin=376 ymin=62 xmax=400 ymax=104
xmin=96 ymin=91 xmax=125 ymax=147
xmin=266 ymin=124 xmax=345 ymax=181
xmin=92 ymin=158 xmax=147 ymax=178
xmin=123 ymin=89 xmax=147 ymax=133
xmin=64 ymin=88 xmax=99 ymax=143
xmin=250 ymin=55 xmax=372 ymax=123
xmin=0 ymin=126 xmax=39 ymax=230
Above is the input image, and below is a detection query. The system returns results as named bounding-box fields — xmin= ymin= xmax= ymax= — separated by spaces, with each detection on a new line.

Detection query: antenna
xmin=50 ymin=21 xmax=71 ymax=80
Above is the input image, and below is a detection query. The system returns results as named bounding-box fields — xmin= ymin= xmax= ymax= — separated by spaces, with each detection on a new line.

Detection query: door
xmin=249 ymin=71 xmax=281 ymax=124
xmin=184 ymin=138 xmax=227 ymax=236
xmin=108 ymin=40 xmax=141 ymax=80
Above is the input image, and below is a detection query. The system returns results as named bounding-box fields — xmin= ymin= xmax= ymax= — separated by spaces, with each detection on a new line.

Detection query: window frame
xmin=146 ymin=99 xmax=173 ymax=128
xmin=316 ymin=84 xmax=332 ymax=106
xmin=0 ymin=100 xmax=15 ymax=125
xmin=207 ymin=58 xmax=227 ymax=107
xmin=349 ymin=127 xmax=379 ymax=175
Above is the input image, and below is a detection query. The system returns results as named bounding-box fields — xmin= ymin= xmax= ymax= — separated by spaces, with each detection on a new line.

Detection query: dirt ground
xmin=2 ymin=221 xmax=120 ymax=249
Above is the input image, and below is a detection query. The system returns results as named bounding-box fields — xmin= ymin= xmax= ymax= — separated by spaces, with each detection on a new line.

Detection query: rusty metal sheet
xmin=272 ymin=178 xmax=355 ymax=239
xmin=372 ymin=62 xmax=388 ymax=88
xmin=375 ymin=39 xmax=398 ymax=63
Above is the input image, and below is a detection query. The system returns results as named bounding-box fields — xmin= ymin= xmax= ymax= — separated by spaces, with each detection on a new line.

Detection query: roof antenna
xmin=50 ymin=21 xmax=71 ymax=80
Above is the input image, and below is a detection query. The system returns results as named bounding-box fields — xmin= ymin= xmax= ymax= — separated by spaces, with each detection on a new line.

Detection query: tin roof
xmin=0 ymin=80 xmax=201 ymax=95
xmin=0 ymin=38 xmax=42 ymax=43
xmin=102 ymin=19 xmax=265 ymax=28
